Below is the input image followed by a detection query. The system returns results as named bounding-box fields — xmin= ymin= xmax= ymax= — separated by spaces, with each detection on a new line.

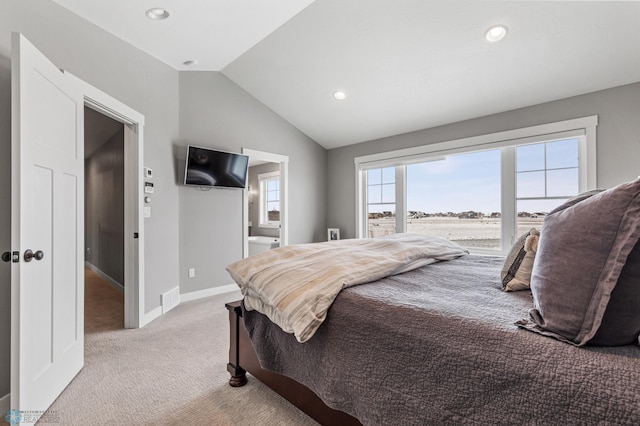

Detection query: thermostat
xmin=144 ymin=182 xmax=154 ymax=194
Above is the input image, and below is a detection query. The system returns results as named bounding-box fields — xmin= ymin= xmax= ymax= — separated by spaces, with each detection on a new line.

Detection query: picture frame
xmin=328 ymin=228 xmax=340 ymax=241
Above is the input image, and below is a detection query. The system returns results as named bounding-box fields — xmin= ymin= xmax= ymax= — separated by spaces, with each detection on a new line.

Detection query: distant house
xmin=408 ymin=211 xmax=428 ymax=219
xmin=458 ymin=211 xmax=481 ymax=219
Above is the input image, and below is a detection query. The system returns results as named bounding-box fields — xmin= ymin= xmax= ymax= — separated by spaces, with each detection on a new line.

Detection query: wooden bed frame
xmin=226 ymin=301 xmax=361 ymax=425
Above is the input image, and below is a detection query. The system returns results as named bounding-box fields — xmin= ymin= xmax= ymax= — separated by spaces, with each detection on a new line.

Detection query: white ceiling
xmin=49 ymin=0 xmax=316 ymax=71
xmin=49 ymin=1 xmax=640 ymax=149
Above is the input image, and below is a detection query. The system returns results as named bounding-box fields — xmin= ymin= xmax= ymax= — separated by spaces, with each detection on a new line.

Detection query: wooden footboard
xmin=226 ymin=301 xmax=361 ymax=426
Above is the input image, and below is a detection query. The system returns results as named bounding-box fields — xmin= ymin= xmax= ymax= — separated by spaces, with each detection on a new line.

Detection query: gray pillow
xmin=520 ymin=178 xmax=640 ymax=346
xmin=590 ymin=240 xmax=640 ymax=345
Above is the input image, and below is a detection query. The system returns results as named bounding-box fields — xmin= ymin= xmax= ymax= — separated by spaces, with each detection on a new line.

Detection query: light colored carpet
xmin=43 ymin=287 xmax=319 ymax=425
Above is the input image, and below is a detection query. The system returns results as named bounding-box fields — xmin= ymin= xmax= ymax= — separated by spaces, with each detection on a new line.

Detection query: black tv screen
xmin=184 ymin=146 xmax=249 ymax=189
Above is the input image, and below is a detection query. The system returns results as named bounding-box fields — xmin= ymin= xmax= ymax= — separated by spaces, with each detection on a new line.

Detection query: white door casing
xmin=10 ymin=33 xmax=84 ymax=419
xmin=79 ymin=94 xmax=145 ymax=329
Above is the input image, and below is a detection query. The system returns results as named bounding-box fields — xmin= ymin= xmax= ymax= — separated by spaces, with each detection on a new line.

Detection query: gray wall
xmin=0 ymin=54 xmax=11 ymax=398
xmin=0 ymin=0 xmax=182 ymax=396
xmin=85 ymin=128 xmax=125 ymax=285
xmin=0 ymin=1 xmax=328 ymax=397
xmin=0 ymin=0 xmax=182 ymax=314
xmin=178 ymin=71 xmax=327 ymax=295
xmin=248 ymin=162 xmax=281 ymax=238
xmin=327 ymin=82 xmax=640 ymax=239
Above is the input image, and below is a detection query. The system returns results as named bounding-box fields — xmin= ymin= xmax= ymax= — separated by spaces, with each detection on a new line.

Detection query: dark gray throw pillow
xmin=521 ymin=178 xmax=640 ymax=346
xmin=501 ymin=228 xmax=539 ymax=292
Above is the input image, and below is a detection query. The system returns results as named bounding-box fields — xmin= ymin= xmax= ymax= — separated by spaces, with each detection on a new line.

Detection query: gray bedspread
xmin=242 ymin=254 xmax=640 ymax=425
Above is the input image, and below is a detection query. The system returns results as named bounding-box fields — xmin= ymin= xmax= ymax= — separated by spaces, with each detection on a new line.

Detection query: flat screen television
xmin=184 ymin=145 xmax=249 ymax=189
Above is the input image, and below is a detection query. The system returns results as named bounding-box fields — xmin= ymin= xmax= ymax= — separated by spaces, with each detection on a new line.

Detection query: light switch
xmin=144 ymin=206 xmax=151 ymax=218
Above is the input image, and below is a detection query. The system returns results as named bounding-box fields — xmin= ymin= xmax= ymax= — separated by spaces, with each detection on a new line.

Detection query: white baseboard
xmin=139 ymin=284 xmax=240 ymax=327
xmin=85 ymin=262 xmax=124 ymax=292
xmin=0 ymin=393 xmax=10 ymax=416
xmin=180 ymin=284 xmax=239 ymax=302
xmin=140 ymin=305 xmax=162 ymax=327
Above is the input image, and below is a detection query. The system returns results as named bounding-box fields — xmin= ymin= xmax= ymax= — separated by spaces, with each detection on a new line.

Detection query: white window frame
xmin=258 ymin=171 xmax=281 ymax=228
xmin=363 ymin=167 xmax=406 ymax=235
xmin=355 ymin=116 xmax=598 ymax=254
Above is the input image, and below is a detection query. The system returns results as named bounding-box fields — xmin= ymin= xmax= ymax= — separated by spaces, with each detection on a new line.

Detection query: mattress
xmin=242 ymin=254 xmax=640 ymax=425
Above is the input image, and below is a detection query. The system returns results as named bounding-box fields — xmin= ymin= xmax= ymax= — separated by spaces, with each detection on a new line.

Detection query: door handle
xmin=24 ymin=249 xmax=44 ymax=262
xmin=2 ymin=252 xmax=10 ymax=263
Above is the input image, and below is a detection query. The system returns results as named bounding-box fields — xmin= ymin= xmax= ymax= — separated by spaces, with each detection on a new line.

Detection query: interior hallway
xmin=85 ymin=267 xmax=123 ymax=333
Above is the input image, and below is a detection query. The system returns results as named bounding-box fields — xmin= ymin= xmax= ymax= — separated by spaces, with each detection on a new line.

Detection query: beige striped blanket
xmin=226 ymin=234 xmax=468 ymax=342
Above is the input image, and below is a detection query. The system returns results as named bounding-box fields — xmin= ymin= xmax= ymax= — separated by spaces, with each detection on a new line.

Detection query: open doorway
xmin=242 ymin=148 xmax=289 ymax=258
xmin=246 ymin=160 xmax=281 ymax=256
xmin=84 ymin=107 xmax=125 ymax=332
xmin=81 ymin=86 xmax=146 ymax=330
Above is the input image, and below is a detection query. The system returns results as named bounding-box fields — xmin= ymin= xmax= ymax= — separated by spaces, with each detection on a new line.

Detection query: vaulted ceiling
xmin=47 ymin=1 xmax=640 ymax=149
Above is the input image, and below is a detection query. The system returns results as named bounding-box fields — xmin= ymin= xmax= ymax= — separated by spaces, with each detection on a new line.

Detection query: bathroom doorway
xmin=241 ymin=148 xmax=289 ymax=258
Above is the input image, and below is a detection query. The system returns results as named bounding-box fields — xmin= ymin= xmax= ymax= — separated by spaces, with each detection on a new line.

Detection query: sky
xmin=369 ymin=138 xmax=579 ymax=215
xmin=406 ymin=149 xmax=501 ymax=214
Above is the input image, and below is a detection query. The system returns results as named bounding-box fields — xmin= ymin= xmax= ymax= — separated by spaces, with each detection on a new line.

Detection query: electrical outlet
xmin=188 ymin=268 xmax=195 ymax=278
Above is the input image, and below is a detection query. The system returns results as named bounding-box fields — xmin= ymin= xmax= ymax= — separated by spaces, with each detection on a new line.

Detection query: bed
xmin=227 ymin=253 xmax=640 ymax=425
xmin=226 ymin=179 xmax=640 ymax=425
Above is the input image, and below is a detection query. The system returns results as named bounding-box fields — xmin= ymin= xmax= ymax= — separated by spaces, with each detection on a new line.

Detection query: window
xmin=355 ymin=116 xmax=597 ymax=253
xmin=406 ymin=149 xmax=502 ymax=250
xmin=366 ymin=167 xmax=396 ymax=237
xmin=259 ymin=171 xmax=280 ymax=227
xmin=516 ymin=139 xmax=579 ymax=236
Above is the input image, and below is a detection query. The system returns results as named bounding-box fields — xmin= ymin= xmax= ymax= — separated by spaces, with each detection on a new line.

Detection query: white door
xmin=10 ymin=33 xmax=84 ymax=421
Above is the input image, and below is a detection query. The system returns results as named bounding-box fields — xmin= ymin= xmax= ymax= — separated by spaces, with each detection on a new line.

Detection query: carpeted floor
xmin=41 ymin=274 xmax=319 ymax=425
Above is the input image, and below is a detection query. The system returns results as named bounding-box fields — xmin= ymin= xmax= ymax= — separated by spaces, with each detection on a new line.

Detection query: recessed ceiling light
xmin=183 ymin=60 xmax=198 ymax=66
xmin=333 ymin=90 xmax=347 ymax=101
xmin=485 ymin=25 xmax=508 ymax=42
xmin=146 ymin=8 xmax=170 ymax=20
